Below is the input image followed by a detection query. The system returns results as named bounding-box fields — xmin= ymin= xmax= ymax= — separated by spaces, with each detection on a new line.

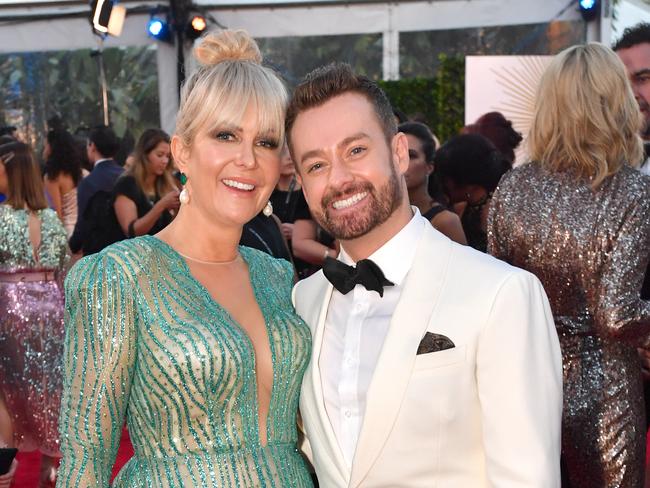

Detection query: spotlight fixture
xmin=147 ymin=9 xmax=172 ymax=42
xmin=186 ymin=14 xmax=208 ymax=40
xmin=579 ymin=0 xmax=600 ymax=22
xmin=89 ymin=0 xmax=126 ymax=37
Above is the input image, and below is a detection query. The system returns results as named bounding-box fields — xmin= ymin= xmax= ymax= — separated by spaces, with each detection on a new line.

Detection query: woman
xmin=434 ymin=133 xmax=510 ymax=252
xmin=462 ymin=111 xmax=523 ymax=164
xmin=488 ymin=43 xmax=650 ymax=487
xmin=43 ymin=129 xmax=84 ymax=237
xmin=0 ymin=141 xmax=68 ymax=487
xmin=57 ymin=30 xmax=313 ymax=487
xmin=113 ymin=128 xmax=179 ymax=238
xmin=399 ymin=121 xmax=466 ymax=244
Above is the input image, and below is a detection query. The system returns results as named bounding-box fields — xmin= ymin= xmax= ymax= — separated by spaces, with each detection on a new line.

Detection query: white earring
xmin=179 ymin=188 xmax=190 ymax=205
xmin=263 ymin=201 xmax=273 ymax=217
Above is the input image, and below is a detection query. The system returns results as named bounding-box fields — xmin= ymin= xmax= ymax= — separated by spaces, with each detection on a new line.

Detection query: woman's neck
xmin=408 ymin=185 xmax=435 ymax=214
xmin=157 ymin=205 xmax=242 ymax=262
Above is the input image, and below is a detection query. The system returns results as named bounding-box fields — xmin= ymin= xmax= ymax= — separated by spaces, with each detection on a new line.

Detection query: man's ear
xmin=391 ymin=132 xmax=410 ymax=175
xmin=171 ymin=135 xmax=190 ymax=174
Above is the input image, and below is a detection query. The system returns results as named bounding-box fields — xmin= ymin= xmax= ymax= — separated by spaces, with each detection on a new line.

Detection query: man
xmin=69 ymin=125 xmax=123 ymax=255
xmin=614 ymin=22 xmax=650 ymax=174
xmin=286 ymin=63 xmax=563 ymax=487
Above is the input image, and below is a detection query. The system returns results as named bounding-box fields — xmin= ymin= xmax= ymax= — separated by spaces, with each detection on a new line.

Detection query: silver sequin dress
xmin=57 ymin=236 xmax=313 ymax=487
xmin=488 ymin=163 xmax=650 ymax=488
xmin=0 ymin=205 xmax=68 ymax=456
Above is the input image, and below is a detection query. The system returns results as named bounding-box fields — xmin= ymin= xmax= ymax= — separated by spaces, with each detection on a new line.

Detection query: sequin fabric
xmin=0 ymin=206 xmax=68 ymax=456
xmin=488 ymin=163 xmax=650 ymax=488
xmin=57 ymin=235 xmax=313 ymax=487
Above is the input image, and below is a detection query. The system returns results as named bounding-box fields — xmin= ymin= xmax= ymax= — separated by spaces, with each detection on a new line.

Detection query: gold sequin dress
xmin=488 ymin=163 xmax=650 ymax=488
xmin=0 ymin=206 xmax=68 ymax=456
xmin=57 ymin=236 xmax=313 ymax=487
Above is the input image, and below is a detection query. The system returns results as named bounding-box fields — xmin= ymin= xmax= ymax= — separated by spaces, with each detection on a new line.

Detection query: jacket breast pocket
xmin=413 ymin=345 xmax=466 ymax=372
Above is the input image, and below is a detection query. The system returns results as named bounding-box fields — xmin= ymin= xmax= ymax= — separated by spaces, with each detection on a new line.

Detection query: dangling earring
xmin=179 ymin=173 xmax=190 ymax=205
xmin=263 ymin=201 xmax=273 ymax=217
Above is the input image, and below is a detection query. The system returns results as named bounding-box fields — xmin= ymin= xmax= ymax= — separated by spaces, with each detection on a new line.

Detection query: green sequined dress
xmin=57 ymin=235 xmax=313 ymax=487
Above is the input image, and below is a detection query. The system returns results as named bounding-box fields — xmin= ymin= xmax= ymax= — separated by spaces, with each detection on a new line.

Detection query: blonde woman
xmin=113 ymin=128 xmax=179 ymax=238
xmin=488 ymin=43 xmax=650 ymax=487
xmin=57 ymin=30 xmax=313 ymax=487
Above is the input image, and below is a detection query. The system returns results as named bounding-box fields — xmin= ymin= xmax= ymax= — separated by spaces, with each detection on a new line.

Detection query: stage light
xmin=90 ymin=0 xmax=126 ymax=37
xmin=186 ymin=14 xmax=208 ymax=40
xmin=579 ymin=0 xmax=600 ymax=22
xmin=147 ymin=12 xmax=172 ymax=42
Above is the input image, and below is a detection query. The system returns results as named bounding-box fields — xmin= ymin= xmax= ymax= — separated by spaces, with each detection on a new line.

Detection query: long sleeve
xmin=57 ymin=251 xmax=137 ymax=487
xmin=477 ymin=270 xmax=563 ymax=487
xmin=486 ymin=183 xmax=511 ymax=262
xmin=594 ymin=193 xmax=650 ymax=346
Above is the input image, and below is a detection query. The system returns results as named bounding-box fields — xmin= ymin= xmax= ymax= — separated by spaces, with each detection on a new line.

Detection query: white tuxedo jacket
xmin=293 ymin=224 xmax=563 ymax=488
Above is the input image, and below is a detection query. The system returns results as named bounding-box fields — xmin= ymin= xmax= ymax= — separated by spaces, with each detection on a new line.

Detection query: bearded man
xmin=286 ymin=63 xmax=563 ymax=488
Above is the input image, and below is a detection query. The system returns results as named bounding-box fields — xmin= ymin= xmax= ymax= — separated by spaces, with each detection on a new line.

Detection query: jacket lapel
xmin=297 ymin=274 xmax=351 ymax=485
xmin=349 ymin=226 xmax=453 ymax=487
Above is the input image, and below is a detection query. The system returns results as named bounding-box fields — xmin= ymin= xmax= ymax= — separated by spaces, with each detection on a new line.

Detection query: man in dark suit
xmin=69 ymin=125 xmax=123 ymax=255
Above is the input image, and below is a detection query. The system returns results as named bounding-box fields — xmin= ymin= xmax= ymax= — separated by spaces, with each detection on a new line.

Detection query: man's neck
xmin=93 ymin=157 xmax=111 ymax=167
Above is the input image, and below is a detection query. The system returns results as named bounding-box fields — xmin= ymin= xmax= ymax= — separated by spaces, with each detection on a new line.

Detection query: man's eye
xmin=350 ymin=146 xmax=366 ymax=156
xmin=307 ymin=162 xmax=323 ymax=173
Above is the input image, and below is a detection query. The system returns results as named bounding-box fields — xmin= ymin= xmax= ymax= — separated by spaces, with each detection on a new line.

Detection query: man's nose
xmin=328 ymin=159 xmax=354 ymax=187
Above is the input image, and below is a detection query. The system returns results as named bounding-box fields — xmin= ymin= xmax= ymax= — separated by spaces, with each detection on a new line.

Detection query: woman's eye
xmin=215 ymin=131 xmax=235 ymax=141
xmin=258 ymin=139 xmax=279 ymax=149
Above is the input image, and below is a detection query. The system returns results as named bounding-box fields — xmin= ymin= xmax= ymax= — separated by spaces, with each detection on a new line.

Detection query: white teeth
xmin=223 ymin=179 xmax=255 ymax=191
xmin=332 ymin=192 xmax=367 ymax=210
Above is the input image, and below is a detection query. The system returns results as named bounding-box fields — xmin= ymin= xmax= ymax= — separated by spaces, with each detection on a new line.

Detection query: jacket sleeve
xmin=477 ymin=270 xmax=563 ymax=488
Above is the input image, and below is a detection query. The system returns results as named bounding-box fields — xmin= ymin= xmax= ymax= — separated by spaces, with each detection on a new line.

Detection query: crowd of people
xmin=0 ymin=20 xmax=648 ymax=488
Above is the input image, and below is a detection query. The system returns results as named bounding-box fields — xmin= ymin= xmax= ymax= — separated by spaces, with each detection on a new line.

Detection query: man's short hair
xmin=88 ymin=125 xmax=120 ymax=159
xmin=613 ymin=22 xmax=650 ymax=51
xmin=285 ymin=63 xmax=397 ymax=151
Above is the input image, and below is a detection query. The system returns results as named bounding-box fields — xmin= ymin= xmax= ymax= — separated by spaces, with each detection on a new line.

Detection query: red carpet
xmin=12 ymin=427 xmax=133 ymax=487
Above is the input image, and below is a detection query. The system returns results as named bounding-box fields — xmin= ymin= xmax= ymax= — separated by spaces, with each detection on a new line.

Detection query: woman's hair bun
xmin=194 ymin=29 xmax=262 ymax=66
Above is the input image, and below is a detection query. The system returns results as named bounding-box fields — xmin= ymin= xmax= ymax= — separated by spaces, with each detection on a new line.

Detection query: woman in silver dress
xmin=488 ymin=43 xmax=650 ymax=487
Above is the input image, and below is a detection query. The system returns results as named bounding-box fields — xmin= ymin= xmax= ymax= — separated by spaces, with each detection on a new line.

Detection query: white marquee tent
xmin=0 ymin=0 xmax=607 ymax=132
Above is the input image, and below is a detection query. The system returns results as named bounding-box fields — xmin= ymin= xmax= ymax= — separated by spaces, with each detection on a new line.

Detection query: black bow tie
xmin=322 ymin=257 xmax=394 ymax=297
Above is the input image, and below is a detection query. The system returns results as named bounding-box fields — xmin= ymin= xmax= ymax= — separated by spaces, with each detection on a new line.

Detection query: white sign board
xmin=465 ymin=55 xmax=552 ymax=164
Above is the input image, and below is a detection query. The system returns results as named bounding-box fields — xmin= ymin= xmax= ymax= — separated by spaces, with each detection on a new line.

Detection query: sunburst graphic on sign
xmin=489 ymin=56 xmax=551 ymax=164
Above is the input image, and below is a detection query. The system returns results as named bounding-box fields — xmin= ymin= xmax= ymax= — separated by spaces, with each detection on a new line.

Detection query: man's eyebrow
xmin=632 ymin=68 xmax=650 ymax=78
xmin=298 ymin=132 xmax=371 ymax=166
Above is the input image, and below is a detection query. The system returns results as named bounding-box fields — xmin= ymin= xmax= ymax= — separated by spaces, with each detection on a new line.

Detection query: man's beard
xmin=312 ymin=165 xmax=402 ymax=240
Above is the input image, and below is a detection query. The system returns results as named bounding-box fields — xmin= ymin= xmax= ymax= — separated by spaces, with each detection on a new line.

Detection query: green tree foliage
xmin=0 ymin=46 xmax=160 ymax=151
xmin=379 ymin=53 xmax=464 ymax=144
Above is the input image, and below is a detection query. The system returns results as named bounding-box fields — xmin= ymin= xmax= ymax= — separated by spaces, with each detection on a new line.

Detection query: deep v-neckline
xmin=148 ymin=235 xmax=276 ymax=448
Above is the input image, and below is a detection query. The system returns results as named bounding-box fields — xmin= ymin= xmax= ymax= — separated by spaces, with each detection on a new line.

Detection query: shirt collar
xmin=94 ymin=158 xmax=112 ymax=168
xmin=339 ymin=206 xmax=426 ymax=286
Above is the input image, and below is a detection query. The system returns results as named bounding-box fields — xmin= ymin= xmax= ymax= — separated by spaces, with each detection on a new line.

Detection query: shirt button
xmin=345 ymin=410 xmax=352 ymax=418
xmin=345 ymin=356 xmax=353 ymax=365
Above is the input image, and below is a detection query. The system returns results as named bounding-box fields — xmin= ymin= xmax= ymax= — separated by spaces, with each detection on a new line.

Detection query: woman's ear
xmin=171 ymin=135 xmax=190 ymax=174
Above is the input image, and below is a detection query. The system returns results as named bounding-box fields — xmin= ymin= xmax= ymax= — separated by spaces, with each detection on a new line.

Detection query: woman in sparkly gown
xmin=0 ymin=141 xmax=69 ymax=486
xmin=488 ymin=44 xmax=650 ymax=488
xmin=57 ymin=30 xmax=313 ymax=487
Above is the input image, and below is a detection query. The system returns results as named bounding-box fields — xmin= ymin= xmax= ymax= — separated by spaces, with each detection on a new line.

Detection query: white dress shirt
xmin=319 ymin=209 xmax=426 ymax=466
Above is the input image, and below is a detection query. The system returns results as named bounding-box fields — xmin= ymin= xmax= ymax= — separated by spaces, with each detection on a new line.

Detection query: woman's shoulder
xmin=113 ymin=173 xmax=140 ymax=196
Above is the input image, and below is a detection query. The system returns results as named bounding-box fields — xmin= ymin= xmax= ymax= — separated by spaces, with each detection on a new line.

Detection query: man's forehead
xmin=617 ymin=42 xmax=650 ymax=72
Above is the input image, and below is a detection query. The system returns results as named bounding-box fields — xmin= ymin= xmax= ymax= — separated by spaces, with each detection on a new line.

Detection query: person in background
xmin=462 ymin=111 xmax=523 ymax=165
xmin=43 ymin=129 xmax=84 ymax=237
xmin=488 ymin=43 xmax=650 ymax=488
xmin=112 ymin=128 xmax=179 ymax=238
xmin=68 ymin=126 xmax=123 ymax=255
xmin=434 ymin=133 xmax=510 ymax=252
xmin=399 ymin=121 xmax=466 ymax=244
xmin=0 ymin=141 xmax=68 ymax=487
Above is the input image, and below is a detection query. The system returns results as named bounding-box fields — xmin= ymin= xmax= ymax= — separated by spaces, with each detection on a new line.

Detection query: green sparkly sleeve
xmin=57 ymin=251 xmax=138 ymax=487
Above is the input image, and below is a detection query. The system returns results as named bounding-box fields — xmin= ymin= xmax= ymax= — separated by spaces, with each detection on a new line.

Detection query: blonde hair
xmin=528 ymin=42 xmax=643 ymax=187
xmin=175 ymin=30 xmax=288 ymax=148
